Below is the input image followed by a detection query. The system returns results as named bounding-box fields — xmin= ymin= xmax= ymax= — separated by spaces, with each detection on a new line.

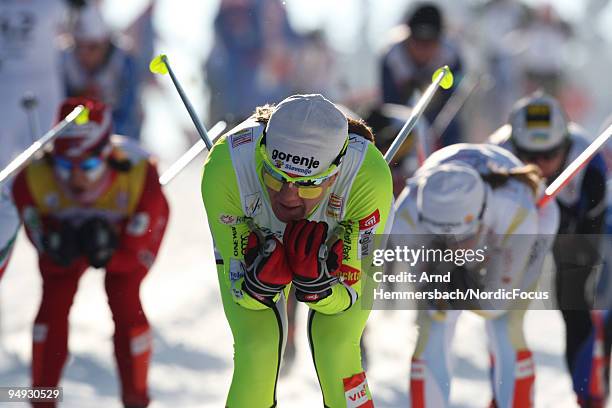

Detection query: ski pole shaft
xmin=0 ymin=105 xmax=87 ymax=185
xmin=158 ymin=121 xmax=226 ymax=185
xmin=150 ymin=54 xmax=214 ymax=150
xmin=384 ymin=66 xmax=453 ymax=164
xmin=537 ymin=122 xmax=612 ymax=208
xmin=431 ymin=73 xmax=481 ymax=140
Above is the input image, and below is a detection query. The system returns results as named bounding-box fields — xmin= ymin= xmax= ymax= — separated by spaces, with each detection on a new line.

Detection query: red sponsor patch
xmin=343 ymin=372 xmax=373 ymax=407
xmin=304 ymin=293 xmax=321 ymax=302
xmin=359 ymin=209 xmax=380 ymax=231
xmin=326 ymin=193 xmax=344 ymax=217
xmin=334 ymin=264 xmax=361 ymax=285
xmin=219 ymin=214 xmax=236 ymax=225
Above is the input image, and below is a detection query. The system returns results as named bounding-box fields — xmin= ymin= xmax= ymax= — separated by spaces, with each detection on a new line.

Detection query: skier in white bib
xmin=393 ymin=143 xmax=559 ymax=407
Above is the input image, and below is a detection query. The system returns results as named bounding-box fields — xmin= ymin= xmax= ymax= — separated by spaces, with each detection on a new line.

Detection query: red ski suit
xmin=12 ymin=139 xmax=169 ymax=408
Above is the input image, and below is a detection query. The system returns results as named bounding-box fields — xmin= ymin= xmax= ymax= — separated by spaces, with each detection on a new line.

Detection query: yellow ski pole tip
xmin=149 ymin=54 xmax=169 ymax=75
xmin=75 ymin=107 xmax=90 ymax=125
xmin=433 ymin=66 xmax=454 ymax=89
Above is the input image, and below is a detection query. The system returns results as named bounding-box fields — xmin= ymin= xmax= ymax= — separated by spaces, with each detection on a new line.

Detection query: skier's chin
xmin=273 ymin=202 xmax=306 ymax=223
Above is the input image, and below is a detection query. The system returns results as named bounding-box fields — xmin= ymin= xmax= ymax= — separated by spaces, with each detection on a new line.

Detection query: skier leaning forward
xmin=11 ymin=97 xmax=169 ymax=408
xmin=490 ymin=91 xmax=610 ymax=407
xmin=392 ymin=143 xmax=560 ymax=407
xmin=201 ymin=94 xmax=394 ymax=407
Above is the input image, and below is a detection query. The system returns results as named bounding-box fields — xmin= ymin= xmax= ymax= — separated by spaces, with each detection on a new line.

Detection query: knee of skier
xmin=233 ymin=328 xmax=281 ymax=364
xmin=312 ymin=330 xmax=362 ymax=360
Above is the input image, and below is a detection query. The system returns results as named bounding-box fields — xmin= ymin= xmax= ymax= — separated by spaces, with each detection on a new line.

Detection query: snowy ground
xmin=0 ymin=157 xmax=592 ymax=407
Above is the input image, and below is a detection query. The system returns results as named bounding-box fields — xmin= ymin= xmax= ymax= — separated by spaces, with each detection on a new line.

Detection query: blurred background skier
xmin=380 ymin=2 xmax=464 ymax=148
xmin=393 ymin=143 xmax=559 ymax=407
xmin=10 ymin=97 xmax=169 ymax=408
xmin=489 ymin=91 xmax=610 ymax=408
xmin=204 ymin=0 xmax=301 ymax=128
xmin=61 ymin=3 xmax=143 ymax=140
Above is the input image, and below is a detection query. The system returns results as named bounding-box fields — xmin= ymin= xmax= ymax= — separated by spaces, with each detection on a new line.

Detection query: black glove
xmin=42 ymin=221 xmax=80 ymax=267
xmin=78 ymin=218 xmax=118 ymax=268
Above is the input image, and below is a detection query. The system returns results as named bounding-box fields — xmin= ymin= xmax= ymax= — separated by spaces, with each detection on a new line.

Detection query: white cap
xmin=417 ymin=163 xmax=485 ymax=235
xmin=509 ymin=91 xmax=568 ymax=152
xmin=265 ymin=94 xmax=348 ymax=177
xmin=72 ymin=4 xmax=111 ymax=42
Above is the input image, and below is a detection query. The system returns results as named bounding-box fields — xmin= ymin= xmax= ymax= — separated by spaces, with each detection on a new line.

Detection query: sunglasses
xmin=516 ymin=144 xmax=566 ymax=162
xmin=258 ymin=135 xmax=347 ymax=199
xmin=262 ymin=161 xmax=332 ymax=199
xmin=53 ymin=155 xmax=106 ymax=182
xmin=54 ymin=156 xmax=104 ymax=172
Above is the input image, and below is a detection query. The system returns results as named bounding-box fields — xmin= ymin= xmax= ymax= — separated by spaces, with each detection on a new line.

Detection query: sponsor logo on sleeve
xmin=245 ymin=192 xmax=262 ymax=217
xmin=219 ymin=214 xmax=249 ymax=226
xmin=229 ymin=258 xmax=246 ymax=282
xmin=219 ymin=214 xmax=236 ymax=225
xmin=229 ymin=259 xmax=246 ymax=299
xmin=326 ymin=193 xmax=344 ymax=218
xmin=231 ymin=129 xmax=253 ymax=148
xmin=343 ymin=372 xmax=373 ymax=408
xmin=359 ymin=209 xmax=380 ymax=231
xmin=358 ymin=228 xmax=375 ymax=259
xmin=231 ymin=227 xmax=240 ymax=257
xmin=231 ymin=226 xmax=250 ymax=257
xmin=342 ymin=222 xmax=354 ymax=262
xmin=358 ymin=209 xmax=380 ymax=259
xmin=335 ymin=264 xmax=361 ymax=285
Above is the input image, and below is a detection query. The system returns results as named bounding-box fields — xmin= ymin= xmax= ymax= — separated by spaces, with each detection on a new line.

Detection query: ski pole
xmin=384 ymin=66 xmax=454 ymax=165
xmin=0 ymin=105 xmax=89 ymax=185
xmin=538 ymin=122 xmax=612 ymax=208
xmin=158 ymin=121 xmax=227 ymax=185
xmin=431 ymin=73 xmax=483 ymax=142
xmin=329 ymin=69 xmax=454 ymax=247
xmin=380 ymin=103 xmax=428 ymax=165
xmin=149 ymin=54 xmax=214 ymax=150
